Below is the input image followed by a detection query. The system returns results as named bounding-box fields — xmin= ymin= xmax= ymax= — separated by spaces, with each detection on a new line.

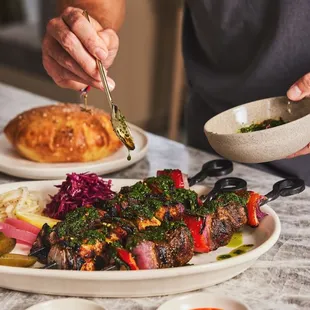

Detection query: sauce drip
xmin=226 ymin=232 xmax=243 ymax=248
xmin=127 ymin=151 xmax=131 ymax=161
xmin=217 ymin=244 xmax=254 ymax=261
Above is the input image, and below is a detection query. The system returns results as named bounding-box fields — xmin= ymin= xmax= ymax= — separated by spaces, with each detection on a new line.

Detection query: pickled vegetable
xmin=0 ymin=232 xmax=16 ymax=256
xmin=0 ymin=253 xmax=37 ymax=267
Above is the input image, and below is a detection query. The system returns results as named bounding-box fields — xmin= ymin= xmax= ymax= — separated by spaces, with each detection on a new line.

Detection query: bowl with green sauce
xmin=204 ymin=96 xmax=310 ymax=163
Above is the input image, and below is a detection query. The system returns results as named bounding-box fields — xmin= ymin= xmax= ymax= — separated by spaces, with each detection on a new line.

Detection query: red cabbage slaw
xmin=44 ymin=173 xmax=115 ymax=219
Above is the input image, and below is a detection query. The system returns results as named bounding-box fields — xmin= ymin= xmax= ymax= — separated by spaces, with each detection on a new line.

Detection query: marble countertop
xmin=0 ymin=83 xmax=309 ymax=310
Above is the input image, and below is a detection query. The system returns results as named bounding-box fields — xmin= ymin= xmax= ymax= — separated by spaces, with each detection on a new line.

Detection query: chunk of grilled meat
xmin=47 ymin=240 xmax=113 ymax=270
xmin=131 ymin=225 xmax=194 ymax=269
xmin=183 ymin=192 xmax=250 ymax=253
xmin=211 ymin=201 xmax=247 ymax=249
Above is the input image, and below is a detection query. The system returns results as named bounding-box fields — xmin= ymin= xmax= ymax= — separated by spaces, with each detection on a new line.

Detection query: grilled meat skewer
xmin=31 ymin=171 xmax=266 ymax=270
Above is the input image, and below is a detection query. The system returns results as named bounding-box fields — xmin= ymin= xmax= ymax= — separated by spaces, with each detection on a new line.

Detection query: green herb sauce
xmin=216 ymin=244 xmax=254 ymax=261
xmin=239 ymin=118 xmax=286 ymax=133
xmin=186 ymin=192 xmax=249 ymax=217
xmin=126 ymin=221 xmax=189 ymax=250
xmin=55 ymin=207 xmax=108 ymax=248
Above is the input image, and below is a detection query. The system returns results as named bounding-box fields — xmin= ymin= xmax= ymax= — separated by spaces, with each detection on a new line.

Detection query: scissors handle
xmin=202 ymin=177 xmax=247 ymax=203
xmin=188 ymin=159 xmax=233 ymax=187
xmin=261 ymin=178 xmax=305 ymax=206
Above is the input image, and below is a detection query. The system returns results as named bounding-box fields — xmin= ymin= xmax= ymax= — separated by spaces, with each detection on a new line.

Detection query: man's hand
xmin=286 ymin=73 xmax=310 ymax=158
xmin=42 ymin=7 xmax=119 ymax=91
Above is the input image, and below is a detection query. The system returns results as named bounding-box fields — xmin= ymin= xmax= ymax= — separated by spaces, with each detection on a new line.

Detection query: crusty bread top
xmin=4 ymin=103 xmax=122 ymax=163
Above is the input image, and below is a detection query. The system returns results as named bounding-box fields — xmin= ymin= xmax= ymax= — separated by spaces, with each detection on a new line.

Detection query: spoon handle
xmin=96 ymin=59 xmax=114 ymax=110
xmin=82 ymin=10 xmax=113 ymax=110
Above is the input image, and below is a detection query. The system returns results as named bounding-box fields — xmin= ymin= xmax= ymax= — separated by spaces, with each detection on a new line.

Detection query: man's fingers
xmin=46 ymin=16 xmax=98 ymax=79
xmin=43 ymin=7 xmax=119 ymax=92
xmin=62 ymin=7 xmax=109 ymax=62
xmin=97 ymin=29 xmax=119 ymax=68
xmin=43 ymin=55 xmax=109 ymax=91
xmin=286 ymin=143 xmax=310 ymax=159
xmin=43 ymin=35 xmax=101 ymax=84
xmin=287 ymin=73 xmax=310 ymax=101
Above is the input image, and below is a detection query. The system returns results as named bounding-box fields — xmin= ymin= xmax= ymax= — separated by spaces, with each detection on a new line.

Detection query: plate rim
xmin=0 ymin=123 xmax=148 ymax=179
xmin=25 ymin=298 xmax=104 ymax=310
xmin=0 ymin=179 xmax=281 ymax=280
xmin=156 ymin=292 xmax=250 ymax=310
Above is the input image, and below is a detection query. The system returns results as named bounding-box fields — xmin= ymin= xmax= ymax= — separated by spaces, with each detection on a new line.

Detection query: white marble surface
xmin=0 ymin=83 xmax=309 ymax=310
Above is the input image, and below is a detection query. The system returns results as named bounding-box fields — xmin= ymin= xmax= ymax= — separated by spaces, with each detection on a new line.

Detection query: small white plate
xmin=0 ymin=123 xmax=148 ymax=179
xmin=26 ymin=298 xmax=104 ymax=310
xmin=157 ymin=292 xmax=250 ymax=310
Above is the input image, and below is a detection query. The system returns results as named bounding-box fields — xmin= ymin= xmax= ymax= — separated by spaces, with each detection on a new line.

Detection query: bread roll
xmin=4 ymin=103 xmax=122 ymax=163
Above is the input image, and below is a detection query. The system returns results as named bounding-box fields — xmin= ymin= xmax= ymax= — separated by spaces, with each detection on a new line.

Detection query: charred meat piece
xmin=183 ymin=192 xmax=250 ymax=253
xmin=210 ymin=202 xmax=247 ymax=250
xmin=30 ymin=223 xmax=55 ymax=264
xmin=154 ymin=203 xmax=185 ymax=222
xmin=131 ymin=224 xmax=194 ymax=269
xmin=31 ymin=207 xmax=119 ymax=270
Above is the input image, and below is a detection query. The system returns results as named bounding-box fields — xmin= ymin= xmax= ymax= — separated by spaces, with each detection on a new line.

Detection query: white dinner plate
xmin=0 ymin=179 xmax=281 ymax=298
xmin=157 ymin=292 xmax=250 ymax=310
xmin=26 ymin=298 xmax=105 ymax=310
xmin=0 ymin=124 xmax=148 ymax=180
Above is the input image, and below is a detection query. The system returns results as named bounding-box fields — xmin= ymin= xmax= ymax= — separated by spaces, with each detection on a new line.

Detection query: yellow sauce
xmin=226 ymin=232 xmax=243 ymax=248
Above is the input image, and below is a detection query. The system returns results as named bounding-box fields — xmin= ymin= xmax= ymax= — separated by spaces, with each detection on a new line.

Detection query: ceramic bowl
xmin=157 ymin=292 xmax=250 ymax=310
xmin=204 ymin=96 xmax=310 ymax=163
xmin=26 ymin=298 xmax=104 ymax=310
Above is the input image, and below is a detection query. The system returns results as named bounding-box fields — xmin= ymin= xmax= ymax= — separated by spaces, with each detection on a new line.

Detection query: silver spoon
xmin=82 ymin=11 xmax=135 ymax=160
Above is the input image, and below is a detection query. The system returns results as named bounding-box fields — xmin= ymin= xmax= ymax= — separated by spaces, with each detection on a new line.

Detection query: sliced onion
xmin=0 ymin=222 xmax=37 ymax=245
xmin=4 ymin=218 xmax=40 ymax=235
xmin=15 ymin=187 xmax=28 ymax=213
xmin=0 ymin=187 xmax=44 ymax=221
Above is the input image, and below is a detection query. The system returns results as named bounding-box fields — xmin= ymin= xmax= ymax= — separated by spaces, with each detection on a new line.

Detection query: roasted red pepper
xmin=157 ymin=169 xmax=185 ymax=188
xmin=183 ymin=215 xmax=211 ymax=253
xmin=246 ymin=191 xmax=265 ymax=227
xmin=117 ymin=248 xmax=139 ymax=270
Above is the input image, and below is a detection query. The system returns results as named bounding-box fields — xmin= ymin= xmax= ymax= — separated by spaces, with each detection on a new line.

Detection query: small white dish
xmin=26 ymin=298 xmax=104 ymax=310
xmin=0 ymin=123 xmax=148 ymax=180
xmin=157 ymin=292 xmax=250 ymax=310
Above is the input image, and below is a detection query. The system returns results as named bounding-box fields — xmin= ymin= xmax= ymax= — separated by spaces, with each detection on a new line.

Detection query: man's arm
xmin=42 ymin=1 xmax=125 ymax=91
xmin=57 ymin=0 xmax=126 ymax=31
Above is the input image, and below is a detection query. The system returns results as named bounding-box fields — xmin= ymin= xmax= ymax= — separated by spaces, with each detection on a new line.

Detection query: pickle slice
xmin=0 ymin=232 xmax=16 ymax=256
xmin=0 ymin=254 xmax=37 ymax=267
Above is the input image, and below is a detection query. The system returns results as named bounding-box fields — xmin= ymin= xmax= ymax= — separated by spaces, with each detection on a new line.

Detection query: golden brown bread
xmin=4 ymin=103 xmax=122 ymax=163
